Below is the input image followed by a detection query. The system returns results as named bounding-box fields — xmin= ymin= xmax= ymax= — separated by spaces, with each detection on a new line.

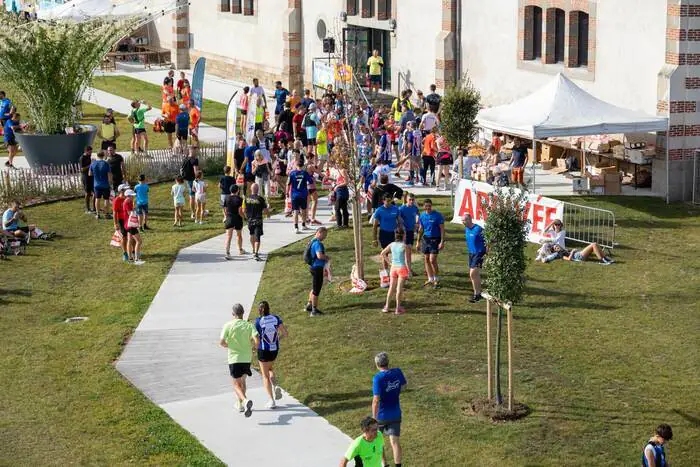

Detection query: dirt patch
xmin=464 ymin=398 xmax=530 ymax=422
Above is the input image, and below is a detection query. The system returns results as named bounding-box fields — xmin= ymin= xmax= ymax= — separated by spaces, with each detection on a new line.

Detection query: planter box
xmin=16 ymin=125 xmax=97 ymax=169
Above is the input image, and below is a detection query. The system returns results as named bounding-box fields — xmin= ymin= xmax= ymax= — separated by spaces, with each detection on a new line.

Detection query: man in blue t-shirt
xmin=398 ymin=193 xmax=419 ymax=272
xmin=378 ymin=129 xmax=392 ymax=163
xmin=273 ymin=81 xmax=289 ymax=118
xmin=242 ymin=137 xmax=259 ymax=194
xmin=417 ymin=198 xmax=445 ymax=289
xmin=372 ymin=193 xmax=402 ymax=271
xmin=0 ymin=91 xmax=11 ymax=125
xmin=287 ymin=158 xmax=313 ymax=233
xmin=372 ymin=351 xmax=407 ymax=467
xmin=463 ymin=213 xmax=487 ymax=303
xmin=305 ymin=227 xmax=329 ymax=318
xmin=88 ymin=150 xmax=112 ymax=219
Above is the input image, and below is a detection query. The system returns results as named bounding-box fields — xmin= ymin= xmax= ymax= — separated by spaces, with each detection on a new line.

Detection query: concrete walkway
xmin=115 ymin=203 xmax=352 ymax=466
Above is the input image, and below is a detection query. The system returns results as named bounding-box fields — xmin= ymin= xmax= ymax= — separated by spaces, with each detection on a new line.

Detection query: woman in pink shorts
xmin=380 ymin=229 xmax=409 ymax=315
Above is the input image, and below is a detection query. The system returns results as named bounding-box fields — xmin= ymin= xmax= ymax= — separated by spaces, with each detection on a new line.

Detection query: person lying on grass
xmin=562 ymin=242 xmax=615 ymax=265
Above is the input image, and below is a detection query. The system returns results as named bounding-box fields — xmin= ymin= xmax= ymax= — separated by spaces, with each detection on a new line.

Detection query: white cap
xmin=125 ymin=189 xmax=136 ymax=197
xmin=118 ymin=183 xmax=130 ymax=192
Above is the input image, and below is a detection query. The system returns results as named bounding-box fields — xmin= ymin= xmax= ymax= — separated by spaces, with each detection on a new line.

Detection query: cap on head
xmin=124 ymin=189 xmax=136 ymax=197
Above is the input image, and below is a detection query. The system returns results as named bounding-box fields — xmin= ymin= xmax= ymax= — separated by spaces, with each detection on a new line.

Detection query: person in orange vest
xmin=181 ymin=82 xmax=192 ymax=108
xmin=162 ymin=96 xmax=179 ymax=149
xmin=189 ymin=99 xmax=201 ymax=145
xmin=162 ymin=77 xmax=174 ymax=107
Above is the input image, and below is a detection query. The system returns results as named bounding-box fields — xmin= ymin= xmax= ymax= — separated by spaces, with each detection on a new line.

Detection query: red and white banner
xmin=451 ymin=180 xmax=563 ymax=244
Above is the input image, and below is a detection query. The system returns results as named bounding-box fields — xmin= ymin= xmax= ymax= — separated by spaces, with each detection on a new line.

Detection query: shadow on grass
xmin=0 ymin=287 xmax=33 ymax=305
xmin=530 ymin=402 xmax=700 ymax=428
xmin=302 ymin=390 xmax=373 ymax=417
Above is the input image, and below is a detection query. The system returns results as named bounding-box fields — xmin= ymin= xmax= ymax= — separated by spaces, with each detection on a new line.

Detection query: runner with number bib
xmin=254 ymin=301 xmax=288 ymax=409
xmin=287 ymin=158 xmax=314 ymax=234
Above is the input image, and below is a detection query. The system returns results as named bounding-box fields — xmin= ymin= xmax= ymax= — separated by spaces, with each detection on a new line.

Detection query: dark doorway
xmin=343 ymin=26 xmax=391 ymax=90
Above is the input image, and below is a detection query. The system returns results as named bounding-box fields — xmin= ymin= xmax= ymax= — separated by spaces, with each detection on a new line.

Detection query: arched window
xmin=523 ymin=5 xmax=543 ymax=60
xmin=570 ymin=11 xmax=590 ymax=67
xmin=545 ymin=8 xmax=566 ymax=63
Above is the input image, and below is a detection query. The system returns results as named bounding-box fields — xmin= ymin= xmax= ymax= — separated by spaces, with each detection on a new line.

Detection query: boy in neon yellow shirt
xmin=219 ymin=303 xmax=259 ymax=418
xmin=340 ymin=417 xmax=385 ymax=467
xmin=316 ymin=123 xmax=328 ymax=171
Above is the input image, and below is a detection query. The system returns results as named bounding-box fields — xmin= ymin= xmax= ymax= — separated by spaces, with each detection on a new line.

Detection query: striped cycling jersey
xmin=255 ymin=315 xmax=283 ymax=352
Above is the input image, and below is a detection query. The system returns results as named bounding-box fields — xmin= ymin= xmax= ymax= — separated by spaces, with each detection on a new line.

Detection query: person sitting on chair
xmin=563 ymin=242 xmax=615 ymax=265
xmin=2 ymin=200 xmax=35 ymax=241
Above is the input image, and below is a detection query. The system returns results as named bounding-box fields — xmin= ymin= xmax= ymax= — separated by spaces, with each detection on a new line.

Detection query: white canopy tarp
xmin=37 ymin=0 xmax=177 ymax=21
xmin=477 ymin=73 xmax=668 ymax=138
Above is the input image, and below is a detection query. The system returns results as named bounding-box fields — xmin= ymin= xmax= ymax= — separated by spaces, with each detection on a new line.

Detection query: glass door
xmin=343 ymin=26 xmax=369 ymax=85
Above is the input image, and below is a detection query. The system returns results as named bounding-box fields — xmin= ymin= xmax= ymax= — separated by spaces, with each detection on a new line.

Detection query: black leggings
xmin=422 ymin=156 xmax=435 ymax=183
xmin=334 ymin=186 xmax=349 ymax=227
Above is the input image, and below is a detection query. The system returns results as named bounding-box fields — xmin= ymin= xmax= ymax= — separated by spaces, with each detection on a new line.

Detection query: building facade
xmin=150 ymin=0 xmax=700 ymax=201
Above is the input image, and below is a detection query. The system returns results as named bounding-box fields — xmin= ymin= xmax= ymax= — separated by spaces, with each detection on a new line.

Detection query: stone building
xmin=150 ymin=0 xmax=700 ymax=201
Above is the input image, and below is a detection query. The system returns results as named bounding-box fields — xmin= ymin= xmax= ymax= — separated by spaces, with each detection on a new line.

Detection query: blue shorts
xmin=136 ymin=203 xmax=149 ymax=215
xmin=379 ymin=229 xmax=395 ymax=249
xmin=573 ymin=251 xmax=584 ymax=261
xmin=404 ymin=230 xmax=415 ymax=246
xmin=421 ymin=236 xmax=441 ymax=255
xmin=370 ymin=74 xmax=382 ymax=84
xmin=469 ymin=251 xmax=485 ymax=269
xmin=291 ymin=196 xmax=308 ymax=211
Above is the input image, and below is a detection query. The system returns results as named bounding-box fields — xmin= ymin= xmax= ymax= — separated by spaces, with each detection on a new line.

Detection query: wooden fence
xmin=0 ymin=142 xmax=226 ymax=206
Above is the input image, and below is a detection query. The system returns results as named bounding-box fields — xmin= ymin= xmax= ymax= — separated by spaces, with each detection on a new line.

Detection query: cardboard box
xmin=586 ymin=174 xmax=605 ymax=187
xmin=613 ymin=144 xmax=625 ymax=156
xmin=541 ymin=143 xmax=565 ymax=162
xmin=591 ymin=165 xmax=618 ymax=176
xmin=604 ymin=172 xmax=621 ymax=194
xmin=540 ymin=160 xmax=553 ymax=170
xmin=527 ymin=146 xmax=542 ymax=163
xmin=627 ymin=149 xmax=654 ymax=164
xmin=557 ymin=159 xmax=567 ymax=169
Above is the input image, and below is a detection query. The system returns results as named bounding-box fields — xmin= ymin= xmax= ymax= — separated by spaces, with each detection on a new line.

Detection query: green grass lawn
xmin=0 ymin=179 xmax=282 ymax=465
xmin=254 ymin=196 xmax=700 ymax=466
xmin=91 ymin=75 xmax=228 ymax=129
xmin=1 ymin=193 xmax=698 ymax=465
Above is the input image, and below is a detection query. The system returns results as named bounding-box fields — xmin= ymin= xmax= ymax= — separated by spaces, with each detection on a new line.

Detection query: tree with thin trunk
xmin=482 ymin=188 xmax=528 ymax=407
xmin=439 ymin=76 xmax=481 ymax=177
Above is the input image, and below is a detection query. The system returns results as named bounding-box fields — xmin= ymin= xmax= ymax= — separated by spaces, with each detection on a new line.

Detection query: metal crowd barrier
xmin=562 ymin=201 xmax=617 ymax=249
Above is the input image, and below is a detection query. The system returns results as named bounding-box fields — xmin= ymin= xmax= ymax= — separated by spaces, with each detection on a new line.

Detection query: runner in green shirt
xmin=130 ymin=99 xmax=152 ymax=155
xmin=219 ymin=303 xmax=259 ymax=418
xmin=340 ymin=417 xmax=385 ymax=467
xmin=366 ymin=49 xmax=384 ymax=98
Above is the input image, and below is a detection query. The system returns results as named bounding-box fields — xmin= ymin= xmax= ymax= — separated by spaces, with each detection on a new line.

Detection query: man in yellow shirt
xmin=220 ymin=303 xmax=260 ymax=418
xmin=367 ymin=49 xmax=384 ymax=98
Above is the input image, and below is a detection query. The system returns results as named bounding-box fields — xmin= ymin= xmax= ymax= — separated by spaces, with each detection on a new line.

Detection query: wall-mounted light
xmin=389 ymin=19 xmax=397 ymax=30
xmin=340 ymin=12 xmax=347 ymax=22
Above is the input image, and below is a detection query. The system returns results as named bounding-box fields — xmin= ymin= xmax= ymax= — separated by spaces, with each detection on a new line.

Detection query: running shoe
xmin=423 ymin=280 xmax=433 ymax=287
xmin=432 ymin=281 xmax=441 ymax=289
xmin=143 ymin=225 xmax=151 ymax=230
xmin=254 ymin=253 xmax=262 ymax=261
xmin=395 ymin=306 xmax=406 ymax=315
xmin=265 ymin=400 xmax=277 ymax=410
xmin=236 ymin=400 xmax=244 ymax=413
xmin=243 ymin=399 xmax=253 ymax=418
xmin=309 ymin=309 xmax=324 ymax=317
xmin=295 ymin=227 xmax=302 ymax=234
xmin=304 ymin=303 xmax=313 ymax=312
xmin=274 ymin=385 xmax=283 ymax=400
xmin=406 ymin=181 xmax=414 ymax=187
xmin=382 ymin=306 xmax=390 ymax=313
xmin=224 ymin=254 xmax=232 ymax=261
xmin=603 ymin=257 xmax=615 ymax=264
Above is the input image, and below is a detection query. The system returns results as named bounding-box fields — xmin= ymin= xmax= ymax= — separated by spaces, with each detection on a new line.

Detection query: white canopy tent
xmin=477 ymin=73 xmax=669 ymax=197
xmin=37 ymin=0 xmax=177 ymax=21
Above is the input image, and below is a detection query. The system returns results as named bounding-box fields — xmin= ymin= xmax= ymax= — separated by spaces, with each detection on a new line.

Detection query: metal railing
xmin=562 ymin=201 xmax=617 ymax=249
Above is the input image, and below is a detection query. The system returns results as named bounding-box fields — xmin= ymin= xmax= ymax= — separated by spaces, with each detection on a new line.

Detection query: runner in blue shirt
xmin=287 ymin=158 xmax=314 ymax=233
xmin=463 ymin=213 xmax=487 ymax=303
xmin=243 ymin=138 xmax=259 ymax=195
xmin=305 ymin=227 xmax=329 ymax=317
xmin=273 ymin=81 xmax=289 ymax=117
xmin=372 ymin=193 xmax=402 ymax=272
xmin=372 ymin=352 xmax=407 ymax=467
xmin=417 ymin=198 xmax=445 ymax=288
xmin=378 ymin=130 xmax=392 ymax=163
xmin=398 ymin=193 xmax=420 ymax=273
xmin=88 ymin=151 xmax=112 ymax=219
xmin=254 ymin=300 xmax=288 ymax=409
xmin=0 ymin=91 xmax=11 ymax=124
xmin=134 ymin=174 xmax=150 ymax=231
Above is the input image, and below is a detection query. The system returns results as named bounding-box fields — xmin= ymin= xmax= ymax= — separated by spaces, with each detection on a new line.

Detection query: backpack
xmin=180 ymin=157 xmax=194 ymax=179
xmin=303 ymin=113 xmax=316 ymax=128
xmin=303 ymin=239 xmax=316 ymax=265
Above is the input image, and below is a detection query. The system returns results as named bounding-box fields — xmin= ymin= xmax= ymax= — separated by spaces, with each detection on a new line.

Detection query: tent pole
xmin=531 ymin=138 xmax=536 ymax=193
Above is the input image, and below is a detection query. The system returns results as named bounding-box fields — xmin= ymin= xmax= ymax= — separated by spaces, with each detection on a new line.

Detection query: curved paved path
xmin=116 ymin=204 xmax=352 ymax=466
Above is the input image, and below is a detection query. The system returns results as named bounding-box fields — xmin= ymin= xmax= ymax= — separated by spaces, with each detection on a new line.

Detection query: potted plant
xmin=0 ymin=12 xmax=139 ymax=168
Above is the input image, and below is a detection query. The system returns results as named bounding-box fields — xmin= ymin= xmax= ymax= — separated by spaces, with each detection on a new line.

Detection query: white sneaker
xmin=243 ymin=399 xmax=253 ymax=418
xmin=265 ymin=400 xmax=277 ymax=409
xmin=235 ymin=399 xmax=244 ymax=412
xmin=191 ymin=213 xmax=195 ymax=219
xmin=295 ymin=227 xmax=301 ymax=234
xmin=274 ymin=385 xmax=283 ymax=400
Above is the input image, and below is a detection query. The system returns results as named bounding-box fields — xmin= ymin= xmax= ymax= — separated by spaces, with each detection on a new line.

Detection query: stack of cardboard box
xmin=539 ymin=143 xmax=566 ymax=170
